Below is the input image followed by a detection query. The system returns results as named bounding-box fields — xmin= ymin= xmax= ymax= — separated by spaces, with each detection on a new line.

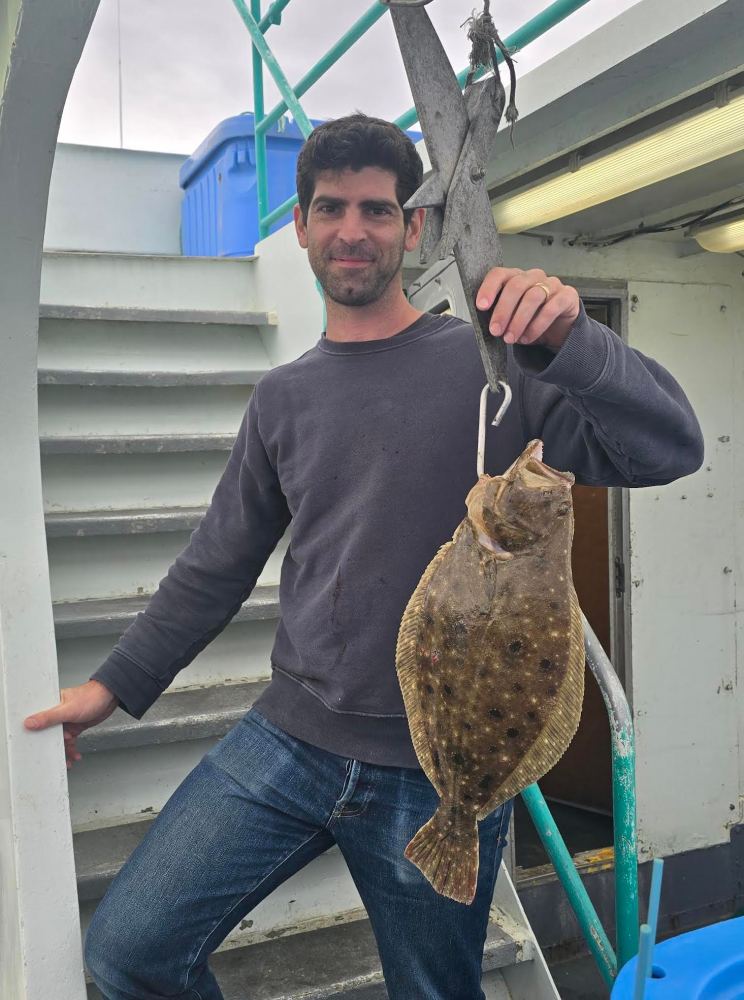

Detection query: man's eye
xmin=369 ymin=207 xmax=391 ymax=216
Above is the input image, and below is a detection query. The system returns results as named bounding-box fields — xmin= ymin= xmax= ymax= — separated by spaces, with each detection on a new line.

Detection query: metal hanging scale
xmin=381 ymin=0 xmax=517 ymax=477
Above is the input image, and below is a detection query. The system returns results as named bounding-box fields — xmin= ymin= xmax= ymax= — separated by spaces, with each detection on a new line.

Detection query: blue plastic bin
xmin=179 ymin=113 xmax=423 ymax=257
xmin=179 ymin=113 xmax=324 ymax=257
xmin=611 ymin=916 xmax=744 ymax=999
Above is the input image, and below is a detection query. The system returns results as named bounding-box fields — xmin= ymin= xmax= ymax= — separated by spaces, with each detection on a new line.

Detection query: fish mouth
xmin=510 ymin=440 xmax=574 ymax=488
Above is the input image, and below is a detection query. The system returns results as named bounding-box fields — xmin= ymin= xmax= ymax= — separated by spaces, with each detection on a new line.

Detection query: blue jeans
xmin=85 ymin=707 xmax=513 ymax=1000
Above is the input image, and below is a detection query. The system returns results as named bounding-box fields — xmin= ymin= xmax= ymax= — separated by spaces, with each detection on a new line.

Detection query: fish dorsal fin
xmin=395 ymin=538 xmax=454 ymax=789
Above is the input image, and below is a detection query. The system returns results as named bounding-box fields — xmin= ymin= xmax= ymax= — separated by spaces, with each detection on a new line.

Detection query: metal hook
xmin=477 ymin=381 xmax=512 ymax=478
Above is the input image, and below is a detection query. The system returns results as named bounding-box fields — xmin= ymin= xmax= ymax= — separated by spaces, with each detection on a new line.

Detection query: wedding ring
xmin=534 ymin=282 xmax=551 ymax=301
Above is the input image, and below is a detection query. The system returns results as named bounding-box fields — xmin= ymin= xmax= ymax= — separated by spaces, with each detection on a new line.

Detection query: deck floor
xmin=516 ymin=796 xmax=614 ymax=998
xmin=514 ymin=796 xmax=614 ymax=869
xmin=548 ymin=953 xmax=609 ymax=999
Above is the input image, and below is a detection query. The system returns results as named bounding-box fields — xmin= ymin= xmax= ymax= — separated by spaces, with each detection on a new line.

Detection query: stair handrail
xmin=233 ymin=0 xmax=639 ymax=985
xmin=522 ymin=615 xmax=639 ymax=987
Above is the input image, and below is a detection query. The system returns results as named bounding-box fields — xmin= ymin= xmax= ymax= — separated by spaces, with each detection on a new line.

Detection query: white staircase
xmin=40 ymin=248 xmax=558 ymax=999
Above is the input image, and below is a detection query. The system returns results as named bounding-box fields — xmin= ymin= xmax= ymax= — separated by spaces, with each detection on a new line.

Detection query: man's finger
xmin=24 ymin=703 xmax=70 ymax=731
xmin=490 ymin=274 xmax=542 ymax=337
xmin=503 ymin=283 xmax=556 ymax=344
xmin=475 ymin=268 xmax=521 ymax=311
xmin=516 ymin=291 xmax=579 ymax=346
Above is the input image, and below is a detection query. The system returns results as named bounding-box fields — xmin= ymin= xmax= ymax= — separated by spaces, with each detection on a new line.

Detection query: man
xmin=25 ymin=114 xmax=703 ymax=999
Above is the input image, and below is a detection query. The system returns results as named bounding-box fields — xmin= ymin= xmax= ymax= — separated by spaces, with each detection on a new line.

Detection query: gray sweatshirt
xmin=92 ymin=306 xmax=703 ymax=767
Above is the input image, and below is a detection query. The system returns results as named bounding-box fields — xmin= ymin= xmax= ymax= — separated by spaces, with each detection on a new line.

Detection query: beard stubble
xmin=309 ymin=238 xmax=406 ymax=307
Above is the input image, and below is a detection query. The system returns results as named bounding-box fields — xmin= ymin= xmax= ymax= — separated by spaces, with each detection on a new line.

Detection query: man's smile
xmin=332 ymin=258 xmax=373 ymax=268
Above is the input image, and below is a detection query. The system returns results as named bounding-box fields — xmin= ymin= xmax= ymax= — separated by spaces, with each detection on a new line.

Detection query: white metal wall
xmin=626 ymin=276 xmax=743 ymax=859
xmin=45 ymin=143 xmax=184 ymax=254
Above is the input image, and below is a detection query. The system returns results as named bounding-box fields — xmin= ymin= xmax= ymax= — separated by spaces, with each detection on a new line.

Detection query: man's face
xmin=294 ymin=166 xmax=423 ymax=307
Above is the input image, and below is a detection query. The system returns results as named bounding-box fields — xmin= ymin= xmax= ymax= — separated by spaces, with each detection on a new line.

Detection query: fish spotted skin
xmin=395 ymin=439 xmax=585 ymax=903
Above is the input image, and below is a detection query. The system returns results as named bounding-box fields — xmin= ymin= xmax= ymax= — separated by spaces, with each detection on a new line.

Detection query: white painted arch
xmin=0 ymin=1 xmax=100 ymax=996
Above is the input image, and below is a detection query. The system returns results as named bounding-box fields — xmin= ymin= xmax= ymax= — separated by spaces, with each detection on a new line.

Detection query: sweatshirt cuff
xmin=511 ymin=301 xmax=613 ymax=392
xmin=90 ymin=649 xmax=164 ymax=720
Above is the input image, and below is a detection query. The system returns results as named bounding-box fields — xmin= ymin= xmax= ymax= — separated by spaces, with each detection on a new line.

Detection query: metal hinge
xmin=614 ymin=556 xmax=625 ymax=598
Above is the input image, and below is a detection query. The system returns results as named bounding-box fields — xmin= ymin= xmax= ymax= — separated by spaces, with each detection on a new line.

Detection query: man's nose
xmin=336 ymin=209 xmax=368 ymax=244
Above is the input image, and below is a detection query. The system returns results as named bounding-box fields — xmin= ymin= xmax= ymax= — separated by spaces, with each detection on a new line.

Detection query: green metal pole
xmin=581 ymin=614 xmax=639 ymax=972
xmin=250 ymin=0 xmax=271 ymax=242
xmin=258 ymin=0 xmax=291 ymax=32
xmin=395 ymin=0 xmax=595 ymax=130
xmin=256 ymin=3 xmax=389 ymax=137
xmin=231 ymin=0 xmax=314 ymax=139
xmin=263 ymin=191 xmax=299 ymax=230
xmin=521 ymin=783 xmax=617 ymax=987
xmin=613 ymin=732 xmax=639 ymax=969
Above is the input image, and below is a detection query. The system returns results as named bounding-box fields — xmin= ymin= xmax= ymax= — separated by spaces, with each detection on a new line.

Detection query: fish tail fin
xmin=404 ymin=805 xmax=480 ymax=905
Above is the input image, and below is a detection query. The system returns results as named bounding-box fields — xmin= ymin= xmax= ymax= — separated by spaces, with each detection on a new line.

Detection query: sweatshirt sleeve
xmin=90 ymin=385 xmax=292 ymax=718
xmin=511 ymin=302 xmax=704 ymax=486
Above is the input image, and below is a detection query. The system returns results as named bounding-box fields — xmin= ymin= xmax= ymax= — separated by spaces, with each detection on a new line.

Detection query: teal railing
xmin=233 ymin=0 xmax=601 ymax=238
xmin=232 ymin=0 xmax=639 ymax=985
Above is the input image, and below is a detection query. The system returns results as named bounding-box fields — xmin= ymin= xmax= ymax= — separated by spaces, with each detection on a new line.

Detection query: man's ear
xmin=404 ymin=207 xmax=426 ymax=253
xmin=294 ymin=204 xmax=308 ymax=249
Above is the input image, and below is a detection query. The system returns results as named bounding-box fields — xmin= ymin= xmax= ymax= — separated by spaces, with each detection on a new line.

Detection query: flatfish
xmin=396 ymin=439 xmax=585 ymax=904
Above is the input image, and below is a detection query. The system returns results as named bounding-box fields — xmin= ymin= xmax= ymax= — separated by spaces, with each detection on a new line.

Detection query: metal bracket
xmin=379 ymin=0 xmax=436 ymax=7
xmin=384 ymin=1 xmax=510 ymax=399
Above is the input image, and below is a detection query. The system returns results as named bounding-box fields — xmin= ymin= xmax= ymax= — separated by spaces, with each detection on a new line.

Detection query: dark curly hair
xmin=296 ymin=113 xmax=424 ymax=225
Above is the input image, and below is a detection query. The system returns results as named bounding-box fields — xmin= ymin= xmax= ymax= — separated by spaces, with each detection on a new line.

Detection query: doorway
xmin=513 ymin=295 xmax=629 ymax=872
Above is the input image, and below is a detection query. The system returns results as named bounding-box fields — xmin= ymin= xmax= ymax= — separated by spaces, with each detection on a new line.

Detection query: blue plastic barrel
xmin=179 ymin=113 xmax=324 ymax=257
xmin=611 ymin=916 xmax=744 ymax=999
xmin=179 ymin=113 xmax=423 ymax=257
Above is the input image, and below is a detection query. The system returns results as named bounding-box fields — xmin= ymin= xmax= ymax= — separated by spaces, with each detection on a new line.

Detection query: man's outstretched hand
xmin=477 ymin=266 xmax=581 ymax=352
xmin=24 ymin=680 xmax=119 ymax=769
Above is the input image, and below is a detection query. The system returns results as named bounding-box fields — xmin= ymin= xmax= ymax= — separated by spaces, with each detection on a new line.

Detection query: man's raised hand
xmin=477 ymin=266 xmax=581 ymax=352
xmin=24 ymin=680 xmax=119 ymax=769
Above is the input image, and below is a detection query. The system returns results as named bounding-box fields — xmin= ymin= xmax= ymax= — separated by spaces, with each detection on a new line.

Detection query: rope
xmin=462 ymin=2 xmax=518 ymax=136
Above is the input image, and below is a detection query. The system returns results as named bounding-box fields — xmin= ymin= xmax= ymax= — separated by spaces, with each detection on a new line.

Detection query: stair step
xmin=46 ymin=506 xmax=208 ymax=537
xmin=39 ymin=253 xmax=268 ymax=326
xmin=85 ymin=908 xmax=521 ymax=1000
xmin=77 ymin=679 xmax=268 ymax=753
xmin=75 ymin=819 xmax=345 ymax=908
xmin=210 ymin=916 xmax=520 ymax=998
xmin=40 ymin=451 xmax=228 ymax=514
xmin=38 ymin=310 xmax=272 ymax=387
xmin=40 ymin=433 xmax=236 ymax=455
xmin=75 ymin=817 xmax=155 ymax=902
xmin=53 ymin=584 xmax=280 ymax=639
xmin=38 ymin=368 xmax=269 ymax=387
xmin=75 ymin=823 xmax=362 ymax=933
xmin=209 ymin=919 xmax=395 ymax=999
xmin=39 ymin=303 xmax=277 ymax=327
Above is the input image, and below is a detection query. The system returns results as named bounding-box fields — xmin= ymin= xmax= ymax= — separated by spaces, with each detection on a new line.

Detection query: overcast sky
xmin=59 ymin=0 xmax=640 ymax=156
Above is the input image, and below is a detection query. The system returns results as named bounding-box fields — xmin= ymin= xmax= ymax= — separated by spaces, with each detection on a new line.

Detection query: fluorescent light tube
xmin=492 ymin=92 xmax=744 ymax=234
xmin=693 ymin=215 xmax=744 ymax=253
